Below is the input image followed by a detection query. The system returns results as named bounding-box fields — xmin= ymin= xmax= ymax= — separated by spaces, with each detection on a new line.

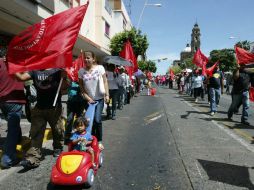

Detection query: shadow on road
xmin=198 ymin=159 xmax=254 ymax=190
xmin=47 ymin=182 xmax=90 ymax=190
xmin=200 ymin=117 xmax=232 ymax=122
xmin=181 ymin=110 xmax=210 ymax=119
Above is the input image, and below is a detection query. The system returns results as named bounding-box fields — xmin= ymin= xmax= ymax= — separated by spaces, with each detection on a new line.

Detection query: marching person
xmin=209 ymin=65 xmax=224 ymax=116
xmin=227 ymin=65 xmax=254 ymax=125
xmin=105 ymin=64 xmax=121 ymax=120
xmin=117 ymin=66 xmax=127 ymax=109
xmin=15 ymin=68 xmax=68 ymax=169
xmin=78 ymin=51 xmax=109 ymax=150
xmin=0 ymin=57 xmax=26 ymax=169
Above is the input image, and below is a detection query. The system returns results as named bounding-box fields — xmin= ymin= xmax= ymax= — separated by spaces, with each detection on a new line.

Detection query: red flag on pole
xmin=169 ymin=69 xmax=174 ymax=80
xmin=192 ymin=49 xmax=209 ymax=67
xmin=206 ymin=61 xmax=219 ymax=77
xmin=66 ymin=53 xmax=85 ymax=82
xmin=249 ymin=87 xmax=254 ymax=102
xmin=119 ymin=40 xmax=138 ymax=77
xmin=235 ymin=46 xmax=254 ymax=65
xmin=7 ymin=3 xmax=89 ymax=74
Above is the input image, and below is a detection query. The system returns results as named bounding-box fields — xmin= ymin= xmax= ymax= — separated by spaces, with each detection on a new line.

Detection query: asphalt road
xmin=1 ymin=86 xmax=254 ymax=190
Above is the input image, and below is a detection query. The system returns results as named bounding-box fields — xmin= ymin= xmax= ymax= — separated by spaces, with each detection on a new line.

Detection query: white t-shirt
xmin=193 ymin=75 xmax=203 ymax=88
xmin=78 ymin=65 xmax=105 ymax=100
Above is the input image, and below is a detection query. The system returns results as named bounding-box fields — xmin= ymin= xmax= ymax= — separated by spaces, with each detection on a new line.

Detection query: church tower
xmin=191 ymin=23 xmax=201 ymax=53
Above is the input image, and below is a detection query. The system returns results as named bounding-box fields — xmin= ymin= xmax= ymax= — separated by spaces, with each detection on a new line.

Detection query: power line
xmin=124 ymin=0 xmax=131 ymax=16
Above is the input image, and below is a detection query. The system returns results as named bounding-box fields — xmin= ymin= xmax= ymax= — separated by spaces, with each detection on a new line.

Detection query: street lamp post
xmin=150 ymin=58 xmax=168 ymax=74
xmin=136 ymin=0 xmax=162 ymax=30
xmin=151 ymin=58 xmax=167 ymax=62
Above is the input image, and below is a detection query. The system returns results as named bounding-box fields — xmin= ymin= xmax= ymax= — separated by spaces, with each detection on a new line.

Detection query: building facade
xmin=0 ymin=0 xmax=132 ymax=61
xmin=173 ymin=23 xmax=201 ymax=66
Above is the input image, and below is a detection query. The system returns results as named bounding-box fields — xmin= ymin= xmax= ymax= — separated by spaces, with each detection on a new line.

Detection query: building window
xmin=105 ymin=22 xmax=110 ymax=37
xmin=105 ymin=0 xmax=112 ymax=15
xmin=29 ymin=0 xmax=55 ymax=12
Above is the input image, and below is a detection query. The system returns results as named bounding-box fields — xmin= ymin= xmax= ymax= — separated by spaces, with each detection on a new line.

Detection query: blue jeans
xmin=209 ymin=87 xmax=221 ymax=112
xmin=92 ymin=98 xmax=104 ymax=142
xmin=0 ymin=102 xmax=23 ymax=166
xmin=228 ymin=91 xmax=249 ymax=122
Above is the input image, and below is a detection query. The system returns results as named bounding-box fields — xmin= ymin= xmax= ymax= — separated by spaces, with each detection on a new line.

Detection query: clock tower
xmin=191 ymin=23 xmax=201 ymax=53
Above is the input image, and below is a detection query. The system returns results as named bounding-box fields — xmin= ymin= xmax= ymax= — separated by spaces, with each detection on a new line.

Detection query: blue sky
xmin=123 ymin=0 xmax=254 ymax=74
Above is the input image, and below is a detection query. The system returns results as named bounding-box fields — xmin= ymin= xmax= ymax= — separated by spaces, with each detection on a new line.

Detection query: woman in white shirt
xmin=78 ymin=51 xmax=109 ymax=150
xmin=192 ymin=71 xmax=204 ymax=103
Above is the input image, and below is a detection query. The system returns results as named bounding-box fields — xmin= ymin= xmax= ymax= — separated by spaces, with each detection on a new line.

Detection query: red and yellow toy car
xmin=50 ymin=136 xmax=103 ymax=187
xmin=50 ymin=103 xmax=103 ymax=187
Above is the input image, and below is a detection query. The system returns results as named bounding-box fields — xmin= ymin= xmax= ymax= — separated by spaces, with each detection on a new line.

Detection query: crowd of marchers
xmin=0 ymin=51 xmax=143 ymax=170
xmin=171 ymin=64 xmax=254 ymax=124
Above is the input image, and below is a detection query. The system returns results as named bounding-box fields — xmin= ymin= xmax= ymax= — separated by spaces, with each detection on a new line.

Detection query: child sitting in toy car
xmin=70 ymin=117 xmax=95 ymax=167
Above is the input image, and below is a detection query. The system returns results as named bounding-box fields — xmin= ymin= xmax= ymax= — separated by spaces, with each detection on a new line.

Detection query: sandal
xmin=98 ymin=143 xmax=104 ymax=150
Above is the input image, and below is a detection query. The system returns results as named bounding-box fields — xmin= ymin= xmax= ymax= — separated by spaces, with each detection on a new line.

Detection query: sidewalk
xmin=158 ymin=86 xmax=254 ymax=190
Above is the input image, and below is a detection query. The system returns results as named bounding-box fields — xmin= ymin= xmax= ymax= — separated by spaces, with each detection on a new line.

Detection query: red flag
xmin=7 ymin=4 xmax=89 ymax=74
xmin=250 ymin=87 xmax=254 ymax=102
xmin=169 ymin=69 xmax=174 ymax=80
xmin=192 ymin=49 xmax=209 ymax=67
xmin=206 ymin=62 xmax=219 ymax=77
xmin=235 ymin=46 xmax=254 ymax=65
xmin=66 ymin=54 xmax=85 ymax=82
xmin=119 ymin=40 xmax=138 ymax=77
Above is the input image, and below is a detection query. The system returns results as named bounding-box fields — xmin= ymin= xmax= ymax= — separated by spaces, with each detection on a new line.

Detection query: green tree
xmin=109 ymin=28 xmax=149 ymax=59
xmin=170 ymin=65 xmax=182 ymax=75
xmin=182 ymin=57 xmax=196 ymax=70
xmin=236 ymin=40 xmax=250 ymax=51
xmin=138 ymin=60 xmax=157 ymax=73
xmin=209 ymin=49 xmax=236 ymax=72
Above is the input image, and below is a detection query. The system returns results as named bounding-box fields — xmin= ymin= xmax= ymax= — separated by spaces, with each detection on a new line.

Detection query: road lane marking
xmin=196 ymin=162 xmax=203 ymax=179
xmin=233 ymin=128 xmax=254 ymax=142
xmin=144 ymin=114 xmax=164 ymax=126
xmin=150 ymin=114 xmax=163 ymax=121
xmin=144 ymin=111 xmax=162 ymax=120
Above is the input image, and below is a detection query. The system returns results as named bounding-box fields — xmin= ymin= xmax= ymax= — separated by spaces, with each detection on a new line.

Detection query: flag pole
xmin=53 ymin=77 xmax=63 ymax=107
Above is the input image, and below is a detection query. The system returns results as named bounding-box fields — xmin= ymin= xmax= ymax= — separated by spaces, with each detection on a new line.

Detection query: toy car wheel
xmin=98 ymin=152 xmax=103 ymax=167
xmin=85 ymin=169 xmax=94 ymax=187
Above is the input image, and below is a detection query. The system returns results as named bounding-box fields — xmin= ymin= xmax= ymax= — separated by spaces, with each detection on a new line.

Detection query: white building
xmin=0 ymin=0 xmax=132 ymax=60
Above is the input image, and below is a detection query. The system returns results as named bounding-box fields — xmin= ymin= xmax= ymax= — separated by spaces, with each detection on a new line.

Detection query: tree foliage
xmin=236 ymin=40 xmax=250 ymax=51
xmin=181 ymin=57 xmax=196 ymax=70
xmin=109 ymin=28 xmax=149 ymax=58
xmin=138 ymin=60 xmax=157 ymax=73
xmin=170 ymin=65 xmax=182 ymax=75
xmin=209 ymin=49 xmax=236 ymax=72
